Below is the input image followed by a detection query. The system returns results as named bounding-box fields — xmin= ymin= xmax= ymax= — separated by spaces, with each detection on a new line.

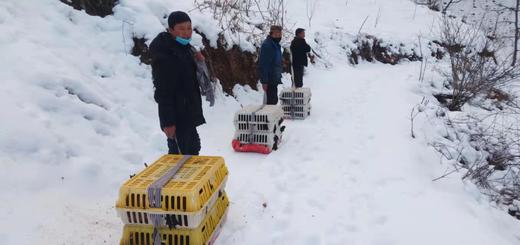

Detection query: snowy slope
xmin=0 ymin=0 xmax=519 ymax=244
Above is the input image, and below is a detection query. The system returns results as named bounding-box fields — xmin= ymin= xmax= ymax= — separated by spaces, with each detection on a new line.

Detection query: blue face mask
xmin=175 ymin=36 xmax=191 ymax=46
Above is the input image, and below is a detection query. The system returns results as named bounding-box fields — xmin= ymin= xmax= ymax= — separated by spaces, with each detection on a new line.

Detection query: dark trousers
xmin=265 ymin=84 xmax=279 ymax=105
xmin=293 ymin=65 xmax=304 ymax=88
xmin=167 ymin=126 xmax=201 ymax=155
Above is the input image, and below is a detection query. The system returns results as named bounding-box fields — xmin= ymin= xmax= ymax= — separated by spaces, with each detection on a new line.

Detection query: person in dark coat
xmin=149 ymin=11 xmax=205 ymax=155
xmin=290 ymin=28 xmax=312 ymax=88
xmin=258 ymin=25 xmax=283 ymax=105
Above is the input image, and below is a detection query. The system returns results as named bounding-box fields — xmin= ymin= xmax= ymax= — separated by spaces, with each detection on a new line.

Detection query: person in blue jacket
xmin=258 ymin=25 xmax=283 ymax=105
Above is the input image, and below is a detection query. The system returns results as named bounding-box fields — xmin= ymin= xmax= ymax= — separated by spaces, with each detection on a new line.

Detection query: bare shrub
xmin=413 ymin=0 xmax=463 ymax=13
xmin=429 ymin=108 xmax=520 ymax=219
xmin=193 ymin=0 xmax=290 ymax=45
xmin=413 ymin=0 xmax=442 ymax=12
xmin=437 ymin=17 xmax=520 ymax=111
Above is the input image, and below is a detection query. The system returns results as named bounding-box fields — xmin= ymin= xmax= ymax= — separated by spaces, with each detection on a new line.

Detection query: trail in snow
xmin=204 ymin=62 xmax=520 ymax=245
xmin=13 ymin=60 xmax=520 ymax=245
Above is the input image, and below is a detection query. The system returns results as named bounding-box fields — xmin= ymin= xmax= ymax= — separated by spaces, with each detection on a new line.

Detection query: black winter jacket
xmin=290 ymin=37 xmax=311 ymax=67
xmin=149 ymin=32 xmax=205 ymax=129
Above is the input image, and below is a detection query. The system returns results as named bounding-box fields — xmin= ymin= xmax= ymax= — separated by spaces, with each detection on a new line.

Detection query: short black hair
xmin=270 ymin=25 xmax=282 ymax=33
xmin=295 ymin=28 xmax=305 ymax=36
xmin=168 ymin=11 xmax=191 ymax=28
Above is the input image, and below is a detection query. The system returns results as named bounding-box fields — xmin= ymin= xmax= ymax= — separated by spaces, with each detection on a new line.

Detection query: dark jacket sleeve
xmin=290 ymin=41 xmax=296 ymax=56
xmin=293 ymin=39 xmax=311 ymax=53
xmin=258 ymin=41 xmax=273 ymax=84
xmin=303 ymin=40 xmax=311 ymax=53
xmin=150 ymin=46 xmax=178 ymax=129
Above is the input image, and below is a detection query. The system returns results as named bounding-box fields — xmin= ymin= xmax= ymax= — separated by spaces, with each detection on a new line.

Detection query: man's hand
xmin=194 ymin=51 xmax=205 ymax=61
xmin=163 ymin=125 xmax=176 ymax=139
xmin=262 ymin=84 xmax=268 ymax=91
xmin=309 ymin=54 xmax=316 ymax=64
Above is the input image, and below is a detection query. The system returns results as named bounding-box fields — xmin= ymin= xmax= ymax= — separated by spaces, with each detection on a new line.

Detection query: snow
xmin=0 ymin=0 xmax=519 ymax=244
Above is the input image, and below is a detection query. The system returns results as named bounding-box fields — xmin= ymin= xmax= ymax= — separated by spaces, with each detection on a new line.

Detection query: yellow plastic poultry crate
xmin=116 ymin=155 xmax=229 ymax=213
xmin=120 ymin=192 xmax=230 ymax=245
xmin=117 ymin=176 xmax=227 ymax=229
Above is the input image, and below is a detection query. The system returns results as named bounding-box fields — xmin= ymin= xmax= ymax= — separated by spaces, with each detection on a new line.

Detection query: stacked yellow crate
xmin=116 ymin=154 xmax=230 ymax=245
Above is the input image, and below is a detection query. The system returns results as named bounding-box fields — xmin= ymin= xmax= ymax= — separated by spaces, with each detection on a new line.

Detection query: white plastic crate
xmin=234 ymin=105 xmax=284 ymax=123
xmin=281 ymin=104 xmax=311 ymax=113
xmin=282 ymin=104 xmax=311 ymax=119
xmin=280 ymin=87 xmax=312 ymax=120
xmin=234 ymin=119 xmax=283 ymax=133
xmin=233 ymin=130 xmax=283 ymax=150
xmin=280 ymin=97 xmax=311 ymax=106
xmin=234 ymin=105 xmax=284 ymax=133
xmin=116 ymin=177 xmax=228 ymax=229
xmin=279 ymin=87 xmax=312 ymax=100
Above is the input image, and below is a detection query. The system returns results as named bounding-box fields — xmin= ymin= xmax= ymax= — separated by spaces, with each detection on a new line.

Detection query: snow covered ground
xmin=0 ymin=0 xmax=519 ymax=244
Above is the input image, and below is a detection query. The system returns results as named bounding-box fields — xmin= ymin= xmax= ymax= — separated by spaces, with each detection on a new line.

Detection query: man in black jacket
xmin=149 ymin=11 xmax=205 ymax=155
xmin=290 ymin=28 xmax=312 ymax=88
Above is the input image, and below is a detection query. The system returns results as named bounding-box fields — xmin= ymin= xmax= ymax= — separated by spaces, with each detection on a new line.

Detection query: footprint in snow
xmin=372 ymin=215 xmax=388 ymax=226
xmin=307 ymin=199 xmax=325 ymax=209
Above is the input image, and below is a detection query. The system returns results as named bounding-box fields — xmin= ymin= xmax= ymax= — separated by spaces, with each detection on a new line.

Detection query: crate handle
xmin=147 ymin=155 xmax=191 ymax=208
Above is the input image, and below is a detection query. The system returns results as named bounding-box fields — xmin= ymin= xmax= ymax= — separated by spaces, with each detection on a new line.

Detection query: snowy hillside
xmin=1 ymin=0 xmax=519 ymax=244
